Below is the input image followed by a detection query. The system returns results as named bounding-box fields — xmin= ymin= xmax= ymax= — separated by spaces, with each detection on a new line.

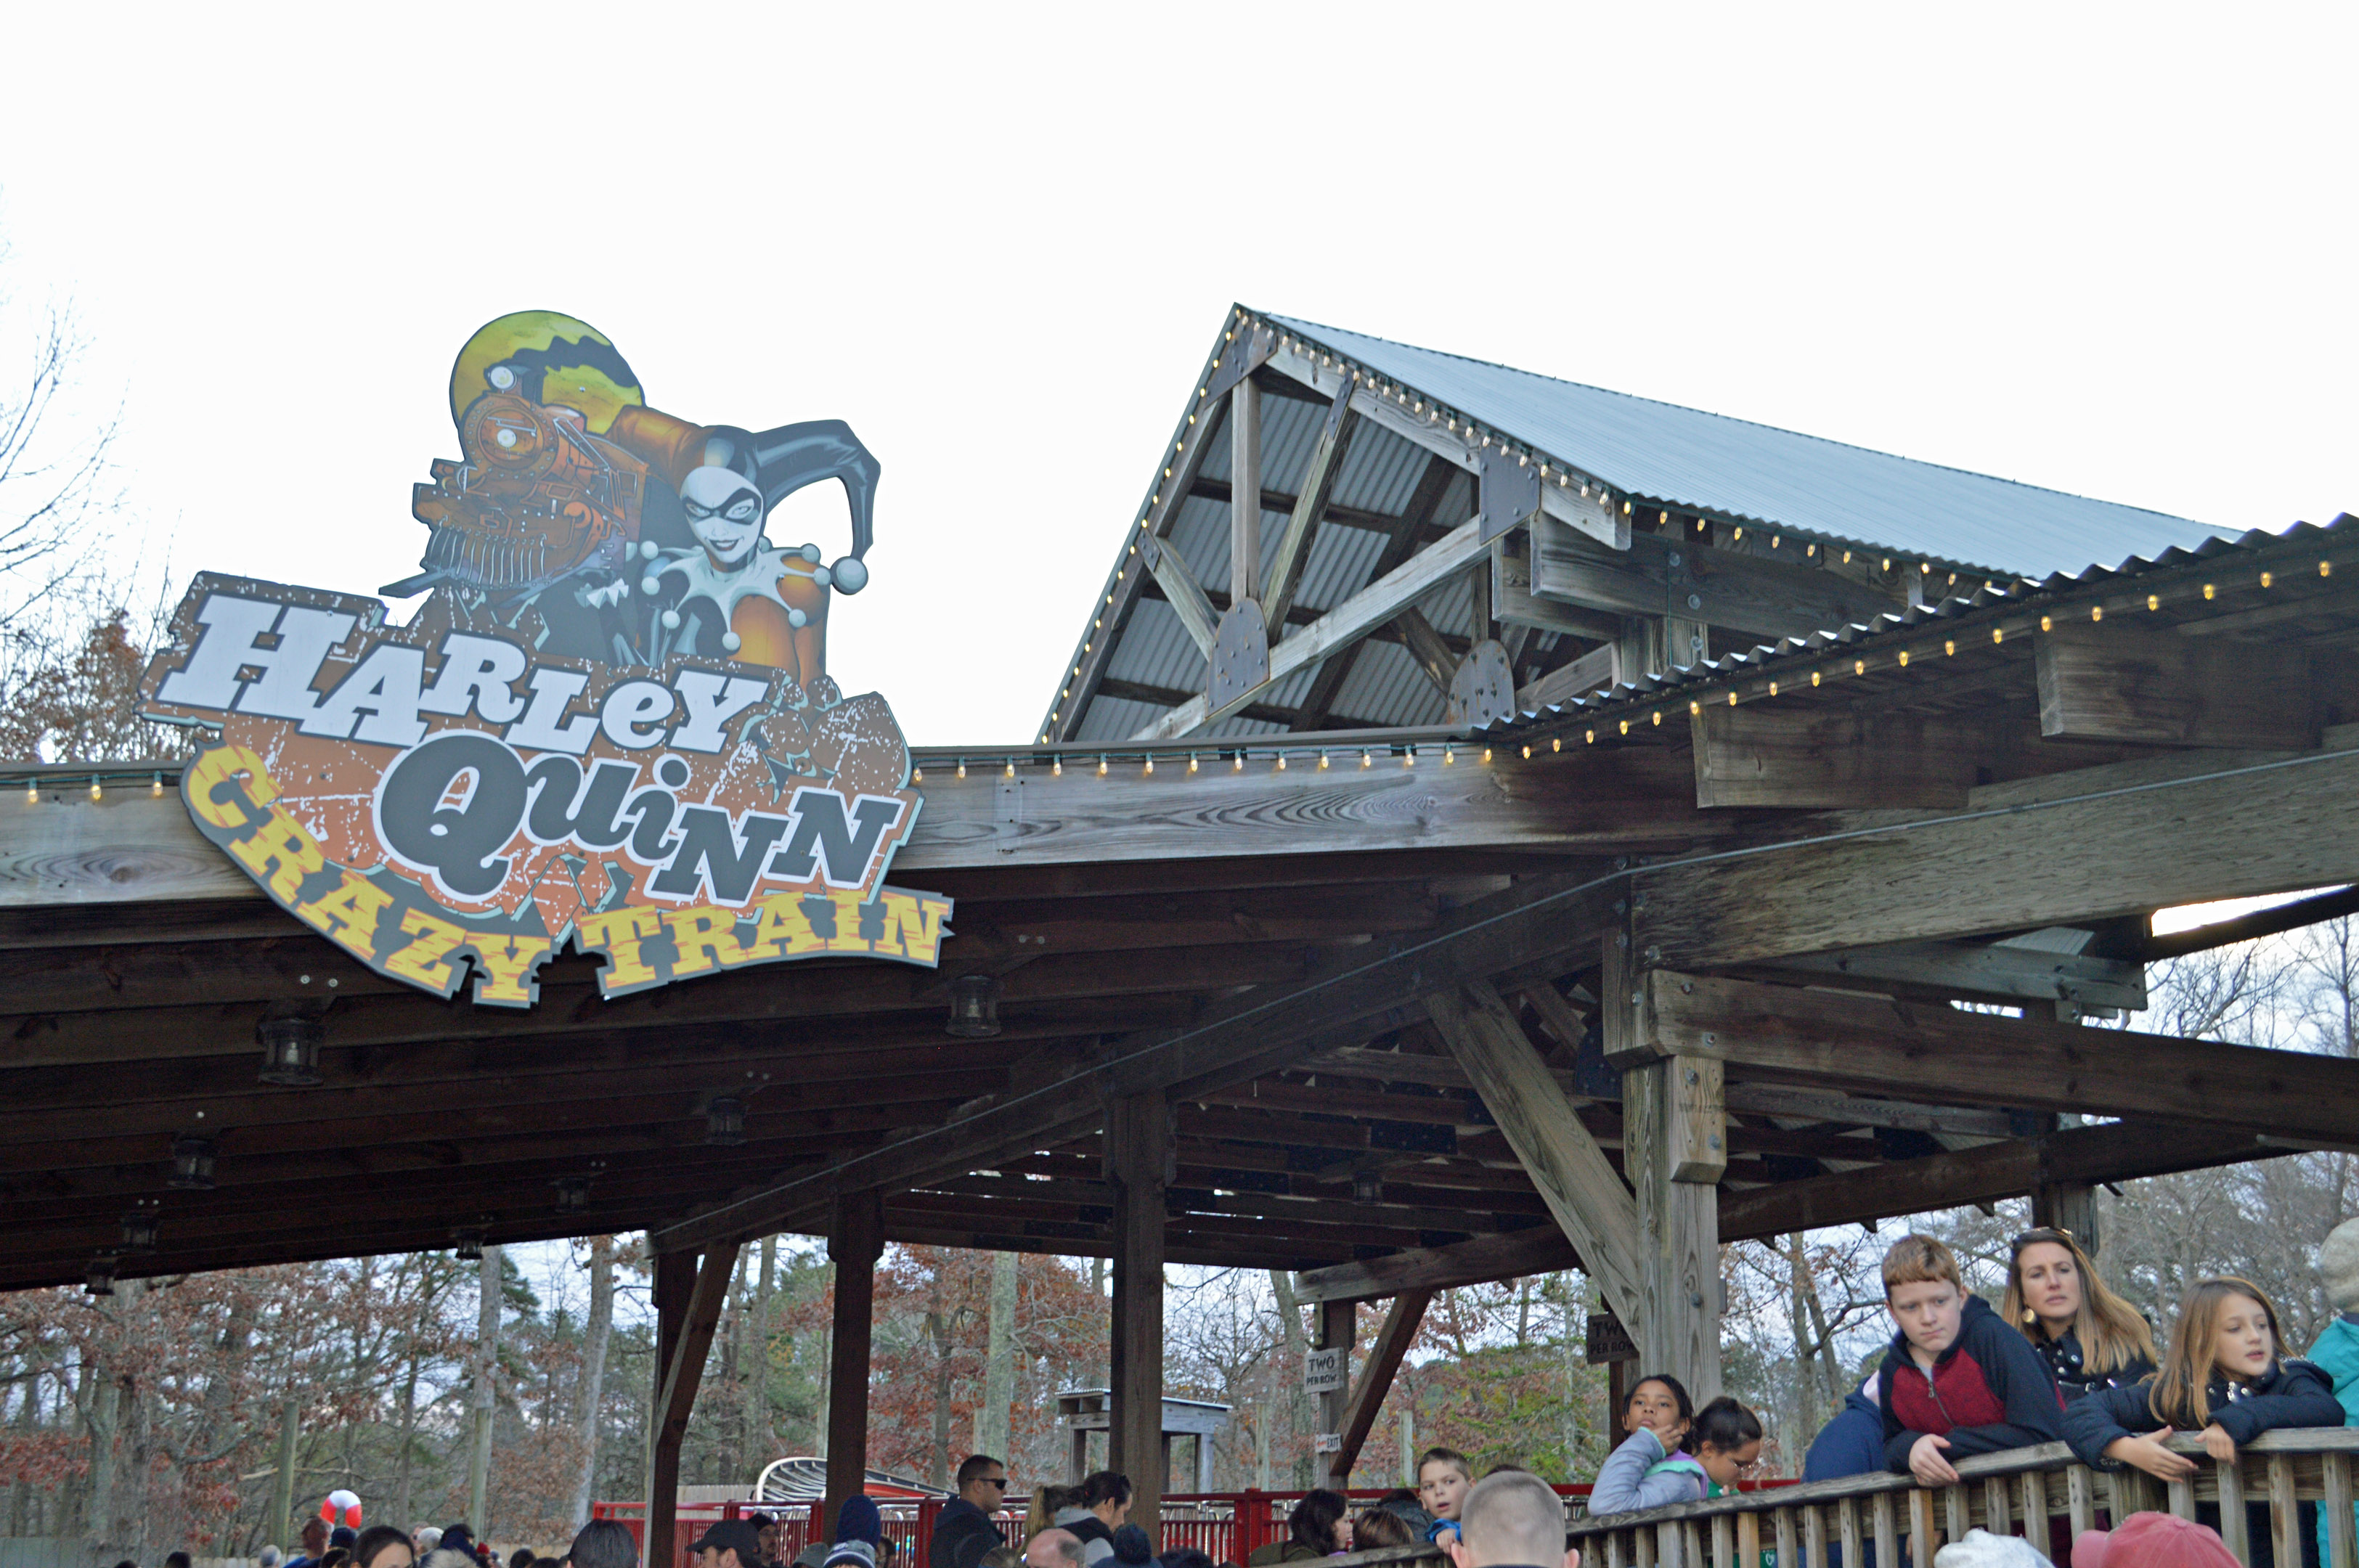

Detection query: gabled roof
xmin=1270 ymin=315 xmax=2227 ymax=580
xmin=1046 ymin=306 xmax=2241 ymax=747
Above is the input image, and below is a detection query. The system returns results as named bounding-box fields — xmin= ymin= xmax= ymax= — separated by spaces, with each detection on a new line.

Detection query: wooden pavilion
xmin=6 ymin=306 xmax=2358 ymax=1567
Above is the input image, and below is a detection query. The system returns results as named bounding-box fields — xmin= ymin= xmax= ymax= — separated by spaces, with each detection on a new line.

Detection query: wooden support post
xmin=1230 ymin=382 xmax=1261 ymax=607
xmin=1621 ymin=1046 xmax=1724 ymax=1402
xmin=1333 ymin=1291 xmax=1430 ymax=1482
xmin=1108 ymin=1093 xmax=1173 ymax=1539
xmin=1316 ymin=1298 xmax=1356 ymax=1487
xmin=1263 ymin=382 xmax=1356 ymax=633
xmin=2033 ymin=1180 xmax=2101 ymax=1260
xmin=825 ymin=1190 xmax=885 ymax=1540
xmin=645 ymin=1248 xmax=696 ymax=1568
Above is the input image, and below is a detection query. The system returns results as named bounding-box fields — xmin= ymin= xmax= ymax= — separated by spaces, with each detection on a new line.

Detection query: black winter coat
xmin=2062 ymin=1357 xmax=2345 ymax=1469
xmin=2032 ymin=1325 xmax=2156 ymax=1400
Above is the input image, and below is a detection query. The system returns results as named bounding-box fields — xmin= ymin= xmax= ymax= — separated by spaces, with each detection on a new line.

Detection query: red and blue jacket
xmin=1877 ymin=1292 xmax=2067 ymax=1471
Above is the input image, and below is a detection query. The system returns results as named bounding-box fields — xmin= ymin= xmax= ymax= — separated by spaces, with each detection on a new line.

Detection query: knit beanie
xmin=2074 ymin=1512 xmax=2238 ymax=1568
xmin=835 ymin=1498 xmax=882 ymax=1546
xmin=1110 ymin=1527 xmax=1154 ymax=1567
xmin=2322 ymin=1217 xmax=2359 ymax=1312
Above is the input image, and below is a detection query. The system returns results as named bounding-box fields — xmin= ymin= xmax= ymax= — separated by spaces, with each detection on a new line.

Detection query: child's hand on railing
xmin=1906 ymin=1433 xmax=1960 ymax=1487
xmin=2103 ymin=1426 xmax=2196 ymax=1479
xmin=2201 ymin=1424 xmax=2238 ymax=1463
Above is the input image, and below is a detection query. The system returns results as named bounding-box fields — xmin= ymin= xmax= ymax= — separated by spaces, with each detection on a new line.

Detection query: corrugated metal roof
xmin=1266 ymin=314 xmax=2231 ymax=579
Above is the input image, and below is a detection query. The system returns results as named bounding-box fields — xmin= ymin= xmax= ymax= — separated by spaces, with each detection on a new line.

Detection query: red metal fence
xmin=593 ymin=1484 xmax=1799 ymax=1568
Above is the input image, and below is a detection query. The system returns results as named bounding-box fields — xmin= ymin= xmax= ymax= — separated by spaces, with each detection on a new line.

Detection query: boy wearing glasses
xmin=934 ymin=1455 xmax=1010 ymax=1568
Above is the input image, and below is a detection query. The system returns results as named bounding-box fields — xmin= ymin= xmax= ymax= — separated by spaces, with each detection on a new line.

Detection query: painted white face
xmin=680 ymin=466 xmax=765 ymax=568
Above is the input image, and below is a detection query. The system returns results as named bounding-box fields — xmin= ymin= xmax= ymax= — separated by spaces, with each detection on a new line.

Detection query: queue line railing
xmin=1563 ymin=1428 xmax=2359 ymax=1568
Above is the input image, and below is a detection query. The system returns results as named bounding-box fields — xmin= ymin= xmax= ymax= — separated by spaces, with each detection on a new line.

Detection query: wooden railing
xmin=1563 ymin=1429 xmax=2359 ymax=1567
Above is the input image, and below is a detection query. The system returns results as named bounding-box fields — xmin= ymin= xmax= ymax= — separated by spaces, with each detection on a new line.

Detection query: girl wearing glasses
xmin=2002 ymin=1228 xmax=2157 ymax=1400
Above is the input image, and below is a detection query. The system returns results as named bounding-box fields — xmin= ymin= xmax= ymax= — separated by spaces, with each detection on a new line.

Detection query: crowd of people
xmin=113 ymin=1218 xmax=2359 ymax=1568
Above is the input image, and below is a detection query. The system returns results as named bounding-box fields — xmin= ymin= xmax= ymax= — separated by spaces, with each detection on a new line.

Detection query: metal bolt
xmin=1703 ymin=1032 xmax=1717 ymax=1046
xmin=1667 ymin=551 xmax=1683 ymax=568
xmin=1684 ymin=1068 xmax=1699 ymax=1086
xmin=1645 ymin=945 xmax=1661 ymax=963
xmin=1630 ymin=992 xmax=1642 ymax=1006
xmin=1690 ymin=1291 xmax=1704 ymax=1308
xmin=1679 ymin=981 xmax=1694 ymax=995
xmin=1686 ymin=593 xmax=1702 ymax=610
xmin=1708 ymin=1133 xmax=1724 ymax=1151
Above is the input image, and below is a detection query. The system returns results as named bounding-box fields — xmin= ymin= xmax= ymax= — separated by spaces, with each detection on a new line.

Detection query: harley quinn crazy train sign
xmin=139 ymin=311 xmax=949 ymax=1008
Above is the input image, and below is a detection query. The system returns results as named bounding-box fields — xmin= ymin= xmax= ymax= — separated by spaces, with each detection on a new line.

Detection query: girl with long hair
xmin=2064 ymin=1277 xmax=2342 ymax=1566
xmin=1589 ymin=1391 xmax=1762 ymax=1515
xmin=2002 ymin=1228 xmax=2158 ymax=1398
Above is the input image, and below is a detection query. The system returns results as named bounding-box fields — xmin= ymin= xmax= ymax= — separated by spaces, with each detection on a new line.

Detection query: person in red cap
xmin=2073 ymin=1511 xmax=2238 ymax=1567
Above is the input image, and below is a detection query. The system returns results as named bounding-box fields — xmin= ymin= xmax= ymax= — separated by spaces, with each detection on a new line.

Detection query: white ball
xmin=812 ymin=566 xmax=833 ymax=589
xmin=640 ymin=576 xmax=661 ymax=595
xmin=721 ymin=632 xmax=742 ymax=653
xmin=799 ymin=542 xmax=822 ymax=563
xmin=661 ymin=609 xmax=680 ymax=629
xmin=830 ymin=557 xmax=869 ymax=594
xmin=640 ymin=540 xmax=660 ymax=560
xmin=787 ymin=608 xmax=808 ymax=629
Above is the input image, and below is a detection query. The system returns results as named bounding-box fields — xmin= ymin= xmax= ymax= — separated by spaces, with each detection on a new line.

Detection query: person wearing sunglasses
xmin=2002 ymin=1228 xmax=2158 ymax=1400
xmin=934 ymin=1455 xmax=1011 ymax=1568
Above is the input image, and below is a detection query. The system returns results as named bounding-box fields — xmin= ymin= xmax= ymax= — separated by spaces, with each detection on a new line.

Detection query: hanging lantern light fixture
xmin=553 ymin=1176 xmax=592 ymax=1214
xmin=168 ymin=1134 xmax=219 ymax=1191
xmin=704 ymin=1095 xmax=748 ymax=1146
xmin=453 ymin=1227 xmax=486 ymax=1262
xmin=256 ymin=1014 xmax=325 ymax=1086
xmin=945 ymin=974 xmax=1003 ymax=1038
xmin=85 ymin=1256 xmax=118 ymax=1297
xmin=119 ymin=1207 xmax=160 ymax=1254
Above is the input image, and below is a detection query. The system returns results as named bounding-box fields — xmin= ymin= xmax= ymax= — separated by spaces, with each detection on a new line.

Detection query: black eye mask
xmin=683 ymin=490 xmax=762 ymax=523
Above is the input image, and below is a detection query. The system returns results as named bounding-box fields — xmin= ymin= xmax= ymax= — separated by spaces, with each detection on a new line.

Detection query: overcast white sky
xmin=0 ymin=4 xmax=2350 ymax=746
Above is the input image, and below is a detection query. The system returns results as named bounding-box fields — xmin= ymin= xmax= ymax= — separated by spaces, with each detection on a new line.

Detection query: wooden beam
xmin=1140 ymin=537 xmax=1219 ymax=658
xmin=643 ymin=1247 xmax=699 ymax=1568
xmin=1231 ymin=380 xmax=1262 ymax=607
xmin=1136 ymin=515 xmax=1491 ymax=740
xmin=1334 ymin=1290 xmax=1431 ymax=1480
xmin=650 ymin=870 xmax=1626 ymax=1252
xmin=824 ymin=1190 xmax=884 ymax=1538
xmin=647 ymin=1242 xmax=735 ymax=1561
xmin=1633 ymin=732 xmax=2359 ymax=968
xmin=10 ymin=723 xmax=1710 ymax=915
xmin=1296 ymin=1119 xmax=2280 ymax=1303
xmin=1494 ymin=542 xmax=1625 ymax=642
xmin=1622 ymin=1056 xmax=1722 ymax=1402
xmin=1424 ymin=981 xmax=1643 ymax=1325
xmin=1719 ymin=1119 xmax=2271 ymax=1241
xmin=1263 ymin=383 xmax=1358 ymax=632
xmin=2033 ymin=1179 xmax=2101 ymax=1259
xmin=1529 ymin=521 xmax=1907 ymax=642
xmin=1762 ymin=936 xmax=2147 ymax=1011
xmin=1644 ymin=970 xmax=2359 ymax=1144
xmin=1393 ymin=607 xmax=1461 ymax=697
xmin=1107 ymin=1093 xmax=1171 ymax=1535
xmin=1517 ymin=644 xmax=1618 ymax=715
xmin=1691 ymin=706 xmax=1989 ymax=809
xmin=2037 ymin=621 xmax=2314 ymax=748
xmin=1316 ymin=1297 xmax=1355 ymax=1488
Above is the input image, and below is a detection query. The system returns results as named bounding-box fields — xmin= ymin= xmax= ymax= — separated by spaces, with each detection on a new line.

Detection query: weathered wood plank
xmin=1517 ymin=643 xmax=1619 ymax=716
xmin=1634 ymin=733 xmax=2359 ymax=968
xmin=1335 ymin=1290 xmax=1428 ymax=1480
xmin=1394 ymin=606 xmax=1460 ymax=696
xmin=2037 ymin=621 xmax=2313 ymax=748
xmin=1108 ymin=1092 xmax=1172 ymax=1532
xmin=1690 ymin=706 xmax=1987 ymax=809
xmin=1494 ymin=542 xmax=1624 ymax=642
xmin=1624 ymin=1056 xmax=1722 ymax=1402
xmin=1263 ymin=384 xmax=1357 ymax=632
xmin=1141 ymin=536 xmax=1221 ymax=658
xmin=1646 ymin=971 xmax=2359 ymax=1144
xmin=0 ymin=741 xmax=1721 ymax=910
xmin=1231 ymin=380 xmax=1263 ymax=608
xmin=1426 ymin=981 xmax=1643 ymax=1323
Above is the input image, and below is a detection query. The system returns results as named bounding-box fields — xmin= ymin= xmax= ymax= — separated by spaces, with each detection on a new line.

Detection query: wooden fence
xmin=1563 ymin=1428 xmax=2359 ymax=1567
